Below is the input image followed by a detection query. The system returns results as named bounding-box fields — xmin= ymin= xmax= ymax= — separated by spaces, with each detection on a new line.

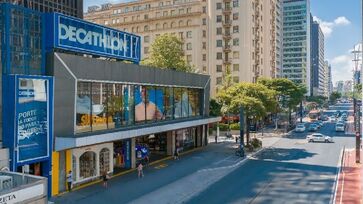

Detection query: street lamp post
xmin=351 ymin=45 xmax=361 ymax=163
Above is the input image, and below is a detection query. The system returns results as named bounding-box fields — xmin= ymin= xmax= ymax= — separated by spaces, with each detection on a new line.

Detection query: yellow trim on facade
xmin=51 ymin=151 xmax=59 ymax=196
xmin=65 ymin=149 xmax=72 ymax=191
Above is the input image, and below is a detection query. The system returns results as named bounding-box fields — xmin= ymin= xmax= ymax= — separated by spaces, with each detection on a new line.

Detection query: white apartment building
xmin=84 ymin=0 xmax=281 ymax=97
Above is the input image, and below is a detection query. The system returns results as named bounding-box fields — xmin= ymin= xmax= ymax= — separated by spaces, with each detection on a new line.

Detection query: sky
xmin=84 ymin=0 xmax=362 ymax=84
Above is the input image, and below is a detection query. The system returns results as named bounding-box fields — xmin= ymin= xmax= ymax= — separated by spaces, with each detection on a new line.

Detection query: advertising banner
xmin=45 ymin=13 xmax=141 ymax=63
xmin=16 ymin=78 xmax=50 ymax=163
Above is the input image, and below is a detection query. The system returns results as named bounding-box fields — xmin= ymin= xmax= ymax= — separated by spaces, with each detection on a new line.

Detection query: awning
xmin=55 ymin=117 xmax=221 ymax=151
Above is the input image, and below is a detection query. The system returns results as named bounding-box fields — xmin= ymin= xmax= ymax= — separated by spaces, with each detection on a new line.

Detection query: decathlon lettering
xmin=59 ymin=23 xmax=128 ymax=52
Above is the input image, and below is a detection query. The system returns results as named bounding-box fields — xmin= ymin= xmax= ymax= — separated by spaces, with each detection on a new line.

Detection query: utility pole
xmin=352 ymin=45 xmax=361 ymax=163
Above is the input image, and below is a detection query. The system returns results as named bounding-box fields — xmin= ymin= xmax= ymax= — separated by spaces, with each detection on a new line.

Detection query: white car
xmin=330 ymin=117 xmax=336 ymax=123
xmin=335 ymin=123 xmax=345 ymax=132
xmin=295 ymin=124 xmax=306 ymax=132
xmin=307 ymin=133 xmax=333 ymax=143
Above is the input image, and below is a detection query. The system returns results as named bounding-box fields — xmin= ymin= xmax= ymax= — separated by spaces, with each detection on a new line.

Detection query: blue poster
xmin=16 ymin=78 xmax=49 ymax=162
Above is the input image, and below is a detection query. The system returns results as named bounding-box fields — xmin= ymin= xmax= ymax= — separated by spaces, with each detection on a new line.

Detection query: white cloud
xmin=330 ymin=43 xmax=362 ymax=84
xmin=313 ymin=16 xmax=351 ymax=38
xmin=334 ymin=17 xmax=351 ymax=26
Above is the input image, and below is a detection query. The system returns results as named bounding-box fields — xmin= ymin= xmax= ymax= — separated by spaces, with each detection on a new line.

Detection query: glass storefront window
xmin=155 ymin=87 xmax=165 ymax=121
xmin=91 ymin=83 xmax=108 ymax=131
xmin=188 ymin=89 xmax=196 ymax=117
xmin=79 ymin=151 xmax=96 ymax=179
xmin=76 ymin=82 xmax=92 ymax=133
xmin=123 ymin=85 xmax=134 ymax=125
xmin=163 ymin=87 xmax=173 ymax=120
xmin=181 ymin=88 xmax=190 ymax=118
xmin=174 ymin=88 xmax=182 ymax=119
xmin=107 ymin=84 xmax=123 ymax=129
xmin=134 ymin=85 xmax=146 ymax=123
xmin=99 ymin=148 xmax=110 ymax=174
xmin=75 ymin=82 xmax=204 ymax=134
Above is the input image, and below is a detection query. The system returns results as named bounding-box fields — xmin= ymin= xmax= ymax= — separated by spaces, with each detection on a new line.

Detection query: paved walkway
xmin=334 ymin=149 xmax=362 ymax=204
xmin=51 ymin=136 xmax=282 ymax=204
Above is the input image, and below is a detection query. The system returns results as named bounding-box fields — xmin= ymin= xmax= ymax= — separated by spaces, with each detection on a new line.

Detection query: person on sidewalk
xmin=235 ymin=136 xmax=238 ymax=144
xmin=102 ymin=171 xmax=108 ymax=188
xmin=144 ymin=155 xmax=150 ymax=167
xmin=174 ymin=148 xmax=180 ymax=160
xmin=138 ymin=163 xmax=144 ymax=178
xmin=66 ymin=171 xmax=73 ymax=192
xmin=215 ymin=135 xmax=218 ymax=143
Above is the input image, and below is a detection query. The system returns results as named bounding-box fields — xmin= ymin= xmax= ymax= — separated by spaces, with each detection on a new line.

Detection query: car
xmin=317 ymin=121 xmax=324 ymax=127
xmin=330 ymin=117 xmax=336 ymax=123
xmin=308 ymin=124 xmax=318 ymax=132
xmin=313 ymin=122 xmax=322 ymax=129
xmin=295 ymin=124 xmax=306 ymax=132
xmin=321 ymin=115 xmax=329 ymax=121
xmin=335 ymin=123 xmax=345 ymax=132
xmin=307 ymin=133 xmax=333 ymax=143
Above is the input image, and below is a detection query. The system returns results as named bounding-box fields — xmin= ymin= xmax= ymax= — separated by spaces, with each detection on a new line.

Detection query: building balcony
xmin=223 ymin=46 xmax=232 ymax=52
xmin=223 ymin=58 xmax=232 ymax=65
xmin=222 ymin=7 xmax=232 ymax=15
xmin=223 ymin=33 xmax=232 ymax=40
xmin=223 ymin=0 xmax=232 ymax=3
xmin=222 ymin=20 xmax=232 ymax=27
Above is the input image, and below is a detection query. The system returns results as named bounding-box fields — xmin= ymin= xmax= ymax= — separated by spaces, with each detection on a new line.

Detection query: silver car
xmin=307 ymin=133 xmax=333 ymax=143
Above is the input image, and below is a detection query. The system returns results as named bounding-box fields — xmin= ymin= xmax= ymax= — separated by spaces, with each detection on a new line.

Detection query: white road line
xmin=332 ymin=148 xmax=343 ymax=204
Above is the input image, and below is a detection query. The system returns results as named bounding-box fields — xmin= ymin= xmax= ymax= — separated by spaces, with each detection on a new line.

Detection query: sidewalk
xmin=51 ymin=137 xmax=281 ymax=204
xmin=334 ymin=149 xmax=362 ymax=204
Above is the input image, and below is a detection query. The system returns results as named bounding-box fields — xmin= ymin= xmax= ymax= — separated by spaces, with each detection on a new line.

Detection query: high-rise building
xmin=335 ymin=81 xmax=344 ymax=94
xmin=282 ymin=0 xmax=311 ymax=95
xmin=324 ymin=61 xmax=332 ymax=97
xmin=275 ymin=0 xmax=283 ymax=78
xmin=84 ymin=0 xmax=281 ymax=97
xmin=0 ymin=0 xmax=83 ymax=18
xmin=311 ymin=20 xmax=325 ymax=96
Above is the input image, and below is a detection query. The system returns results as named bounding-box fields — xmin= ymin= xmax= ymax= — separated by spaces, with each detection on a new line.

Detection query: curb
xmin=54 ymin=146 xmax=204 ymax=197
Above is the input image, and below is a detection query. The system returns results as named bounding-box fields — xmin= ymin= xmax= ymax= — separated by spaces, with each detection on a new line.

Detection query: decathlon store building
xmin=0 ymin=4 xmax=219 ymax=197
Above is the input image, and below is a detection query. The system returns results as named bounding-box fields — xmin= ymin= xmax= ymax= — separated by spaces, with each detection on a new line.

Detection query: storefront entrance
xmin=175 ymin=127 xmax=198 ymax=153
xmin=113 ymin=140 xmax=131 ymax=174
xmin=135 ymin=132 xmax=168 ymax=164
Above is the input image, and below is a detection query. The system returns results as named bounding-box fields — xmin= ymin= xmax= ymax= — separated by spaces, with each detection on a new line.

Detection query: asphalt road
xmin=188 ymin=103 xmax=355 ymax=204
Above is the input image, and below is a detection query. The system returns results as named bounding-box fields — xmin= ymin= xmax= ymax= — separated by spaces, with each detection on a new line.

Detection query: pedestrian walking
xmin=102 ymin=171 xmax=108 ymax=188
xmin=66 ymin=170 xmax=73 ymax=192
xmin=235 ymin=136 xmax=238 ymax=144
xmin=215 ymin=135 xmax=218 ymax=143
xmin=144 ymin=155 xmax=149 ymax=167
xmin=174 ymin=148 xmax=180 ymax=160
xmin=138 ymin=163 xmax=144 ymax=178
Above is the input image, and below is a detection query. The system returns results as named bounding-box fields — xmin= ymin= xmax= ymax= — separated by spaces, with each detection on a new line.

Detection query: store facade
xmin=0 ymin=4 xmax=219 ymax=196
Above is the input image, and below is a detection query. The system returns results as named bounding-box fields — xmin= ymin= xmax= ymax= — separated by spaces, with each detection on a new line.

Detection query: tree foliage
xmin=141 ymin=34 xmax=194 ymax=72
xmin=257 ymin=78 xmax=306 ymax=110
xmin=209 ymin=99 xmax=222 ymax=116
xmin=329 ymin=91 xmax=342 ymax=104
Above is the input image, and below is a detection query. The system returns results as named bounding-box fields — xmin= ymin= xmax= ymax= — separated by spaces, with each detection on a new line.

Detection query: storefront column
xmin=196 ymin=126 xmax=202 ymax=147
xmin=166 ymin=131 xmax=175 ymax=156
xmin=51 ymin=151 xmax=59 ymax=196
xmin=131 ymin=138 xmax=136 ymax=168
xmin=95 ymin=152 xmax=100 ymax=177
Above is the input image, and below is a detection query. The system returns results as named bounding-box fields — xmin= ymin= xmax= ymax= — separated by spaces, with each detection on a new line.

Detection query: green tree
xmin=329 ymin=91 xmax=342 ymax=104
xmin=141 ymin=34 xmax=194 ymax=72
xmin=217 ymin=82 xmax=276 ymax=144
xmin=209 ymin=99 xmax=222 ymax=117
xmin=258 ymin=78 xmax=306 ymax=126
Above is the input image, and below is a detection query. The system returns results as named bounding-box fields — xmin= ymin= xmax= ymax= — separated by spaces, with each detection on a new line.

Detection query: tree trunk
xmin=246 ymin=117 xmax=250 ymax=145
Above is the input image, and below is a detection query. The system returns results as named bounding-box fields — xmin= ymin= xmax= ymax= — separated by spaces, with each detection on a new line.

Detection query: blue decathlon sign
xmin=45 ymin=13 xmax=141 ymax=63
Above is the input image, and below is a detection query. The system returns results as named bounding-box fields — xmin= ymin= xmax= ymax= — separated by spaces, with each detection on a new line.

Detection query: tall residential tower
xmin=311 ymin=20 xmax=325 ymax=96
xmin=282 ymin=0 xmax=311 ymax=95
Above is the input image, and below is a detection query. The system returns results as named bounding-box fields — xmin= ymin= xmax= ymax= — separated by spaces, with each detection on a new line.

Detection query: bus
xmin=308 ymin=109 xmax=321 ymax=121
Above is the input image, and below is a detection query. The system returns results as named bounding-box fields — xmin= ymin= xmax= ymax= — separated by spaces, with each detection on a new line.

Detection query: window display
xmin=75 ymin=81 xmax=202 ymax=134
xmin=99 ymin=148 xmax=110 ymax=174
xmin=79 ymin=151 xmax=96 ymax=179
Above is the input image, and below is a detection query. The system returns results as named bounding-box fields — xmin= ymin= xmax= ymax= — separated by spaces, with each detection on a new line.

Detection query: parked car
xmin=307 ymin=133 xmax=333 ymax=143
xmin=295 ymin=124 xmax=306 ymax=132
xmin=308 ymin=124 xmax=318 ymax=132
xmin=335 ymin=123 xmax=345 ymax=132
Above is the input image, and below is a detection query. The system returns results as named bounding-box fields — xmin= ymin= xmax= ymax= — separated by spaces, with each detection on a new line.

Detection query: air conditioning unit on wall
xmin=0 ymin=176 xmax=13 ymax=191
